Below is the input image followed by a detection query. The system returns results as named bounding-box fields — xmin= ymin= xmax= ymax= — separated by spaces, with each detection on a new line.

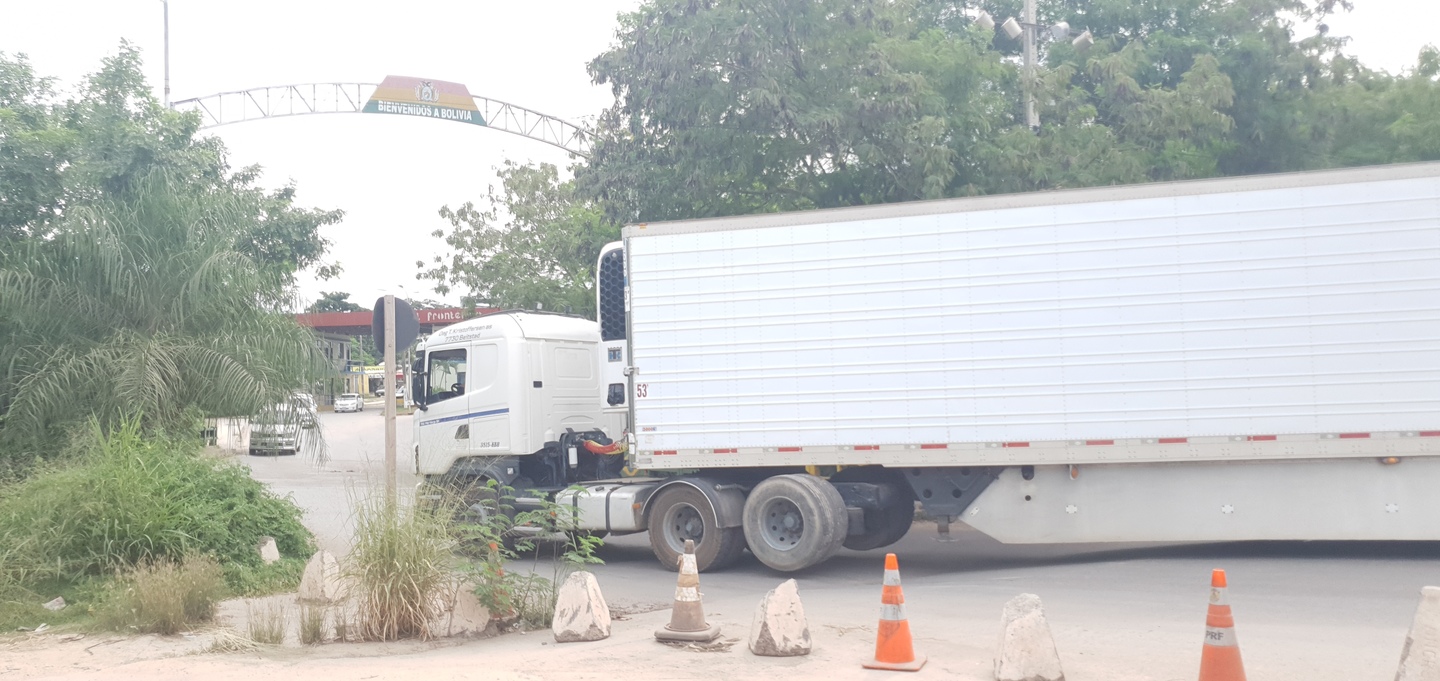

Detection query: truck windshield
xmin=426 ymin=349 xmax=466 ymax=404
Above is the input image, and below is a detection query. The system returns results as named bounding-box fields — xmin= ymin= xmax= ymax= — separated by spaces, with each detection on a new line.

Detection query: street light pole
xmin=161 ymin=0 xmax=170 ymax=108
xmin=1023 ymin=0 xmax=1038 ymax=129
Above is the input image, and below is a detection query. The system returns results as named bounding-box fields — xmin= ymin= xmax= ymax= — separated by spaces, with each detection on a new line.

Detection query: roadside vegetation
xmin=0 ymin=422 xmax=313 ymax=631
xmin=0 ymin=45 xmax=336 ymax=632
xmin=453 ymin=480 xmax=604 ymax=629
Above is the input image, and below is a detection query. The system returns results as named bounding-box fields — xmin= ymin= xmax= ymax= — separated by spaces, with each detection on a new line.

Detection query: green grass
xmin=0 ymin=421 xmax=315 ymax=631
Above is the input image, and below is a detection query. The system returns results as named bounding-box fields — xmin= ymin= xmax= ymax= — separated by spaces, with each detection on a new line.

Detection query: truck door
xmin=416 ymin=347 xmax=470 ymax=475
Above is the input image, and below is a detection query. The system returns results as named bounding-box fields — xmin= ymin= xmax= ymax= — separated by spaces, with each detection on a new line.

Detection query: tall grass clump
xmin=348 ymin=494 xmax=456 ymax=641
xmin=299 ymin=604 xmax=327 ymax=644
xmin=0 ymin=420 xmax=313 ymax=591
xmin=101 ymin=554 xmax=226 ymax=634
xmin=246 ymin=599 xmax=289 ymax=645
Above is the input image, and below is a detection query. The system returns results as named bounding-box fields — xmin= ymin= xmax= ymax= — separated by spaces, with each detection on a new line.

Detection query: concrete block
xmin=1396 ymin=586 xmax=1440 ymax=681
xmin=995 ymin=593 xmax=1065 ymax=681
xmin=297 ymin=550 xmax=345 ymax=604
xmin=257 ymin=536 xmax=280 ymax=565
xmin=749 ymin=579 xmax=811 ymax=657
xmin=430 ymin=583 xmax=492 ymax=638
xmin=552 ymin=571 xmax=611 ymax=643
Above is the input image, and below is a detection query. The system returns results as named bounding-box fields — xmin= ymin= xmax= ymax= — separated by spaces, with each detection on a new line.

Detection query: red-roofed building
xmin=295 ymin=307 xmax=498 ymax=398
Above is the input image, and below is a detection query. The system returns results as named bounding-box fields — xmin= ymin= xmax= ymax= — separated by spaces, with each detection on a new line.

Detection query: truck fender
xmin=641 ymin=477 xmax=746 ymax=529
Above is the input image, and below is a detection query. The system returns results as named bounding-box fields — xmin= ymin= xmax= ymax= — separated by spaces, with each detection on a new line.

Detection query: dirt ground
xmin=2 ymin=600 xmax=937 ymax=681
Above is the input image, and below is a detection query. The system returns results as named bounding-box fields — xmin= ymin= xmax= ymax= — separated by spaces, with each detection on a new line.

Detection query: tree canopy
xmin=417 ymin=161 xmax=617 ymax=318
xmin=0 ymin=45 xmax=340 ymax=460
xmin=308 ymin=291 xmax=366 ymax=313
xmin=424 ymin=0 xmax=1440 ymax=310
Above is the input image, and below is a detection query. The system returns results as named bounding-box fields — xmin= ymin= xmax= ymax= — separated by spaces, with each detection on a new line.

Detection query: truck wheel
xmin=831 ymin=467 xmax=916 ymax=551
xmin=742 ymin=474 xmax=848 ymax=572
xmin=647 ymin=485 xmax=745 ymax=572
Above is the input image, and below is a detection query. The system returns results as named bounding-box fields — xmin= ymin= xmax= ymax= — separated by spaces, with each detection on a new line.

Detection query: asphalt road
xmin=242 ymin=409 xmax=1440 ymax=680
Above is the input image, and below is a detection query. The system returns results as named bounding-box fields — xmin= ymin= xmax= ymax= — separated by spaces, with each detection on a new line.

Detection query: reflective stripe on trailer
xmin=635 ymin=431 xmax=1437 ymax=462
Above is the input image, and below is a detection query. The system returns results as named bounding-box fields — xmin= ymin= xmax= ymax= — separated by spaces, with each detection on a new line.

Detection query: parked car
xmin=249 ymin=403 xmax=301 ymax=456
xmin=334 ymin=393 xmax=364 ymax=413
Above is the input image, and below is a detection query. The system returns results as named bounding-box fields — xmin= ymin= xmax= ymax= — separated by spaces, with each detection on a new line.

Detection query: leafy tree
xmin=0 ymin=44 xmax=342 ymax=285
xmin=582 ymin=0 xmax=1010 ymax=222
xmin=417 ymin=162 xmax=618 ymax=319
xmin=0 ymin=46 xmax=339 ymax=458
xmin=0 ymin=171 xmax=332 ymax=448
xmin=308 ymin=291 xmax=365 ymax=313
xmin=423 ymin=0 xmax=1440 ymax=315
xmin=574 ymin=0 xmax=1439 ymax=221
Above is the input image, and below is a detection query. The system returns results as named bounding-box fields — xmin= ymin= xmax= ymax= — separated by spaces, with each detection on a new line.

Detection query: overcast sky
xmin=2 ymin=1 xmax=1436 ymax=311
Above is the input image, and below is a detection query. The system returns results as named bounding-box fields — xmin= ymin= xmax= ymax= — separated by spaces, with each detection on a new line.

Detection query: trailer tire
xmin=647 ymin=485 xmax=745 ymax=572
xmin=742 ymin=474 xmax=848 ymax=572
xmin=831 ymin=468 xmax=916 ymax=551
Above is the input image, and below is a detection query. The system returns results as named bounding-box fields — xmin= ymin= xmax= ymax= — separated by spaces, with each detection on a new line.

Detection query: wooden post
xmin=383 ymin=294 xmax=397 ymax=506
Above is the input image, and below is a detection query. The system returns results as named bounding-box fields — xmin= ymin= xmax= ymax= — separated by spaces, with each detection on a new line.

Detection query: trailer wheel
xmin=831 ymin=468 xmax=916 ymax=551
xmin=647 ymin=485 xmax=745 ymax=572
xmin=742 ymin=474 xmax=848 ymax=572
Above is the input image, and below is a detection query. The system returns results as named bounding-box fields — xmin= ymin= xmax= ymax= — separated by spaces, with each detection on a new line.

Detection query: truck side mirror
xmin=412 ymin=371 xmax=428 ymax=409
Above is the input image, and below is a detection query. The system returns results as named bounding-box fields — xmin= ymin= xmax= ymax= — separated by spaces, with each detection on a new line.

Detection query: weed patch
xmin=455 ymin=480 xmax=604 ymax=629
xmin=100 ymin=554 xmax=226 ymax=635
xmin=299 ymin=604 xmax=327 ymax=644
xmin=246 ymin=600 xmax=288 ymax=645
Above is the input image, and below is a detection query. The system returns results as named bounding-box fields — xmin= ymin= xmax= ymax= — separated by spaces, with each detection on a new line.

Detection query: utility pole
xmin=161 ymin=0 xmax=171 ymax=108
xmin=383 ymin=295 xmax=397 ymax=506
xmin=1023 ymin=0 xmax=1038 ymax=129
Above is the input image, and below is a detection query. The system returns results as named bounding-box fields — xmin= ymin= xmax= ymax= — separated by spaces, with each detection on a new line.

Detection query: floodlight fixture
xmin=976 ymin=10 xmax=996 ymax=31
xmin=1049 ymin=21 xmax=1071 ymax=41
xmin=1001 ymin=17 xmax=1024 ymax=40
xmin=1072 ymin=30 xmax=1094 ymax=50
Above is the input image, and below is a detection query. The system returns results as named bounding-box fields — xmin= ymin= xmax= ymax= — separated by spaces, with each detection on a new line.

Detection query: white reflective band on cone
xmin=674 ymin=586 xmax=700 ymax=602
xmin=1209 ymin=587 xmax=1229 ymax=606
xmin=883 ymin=570 xmax=902 ymax=586
xmin=1204 ymin=626 xmax=1239 ymax=647
xmin=680 ymin=554 xmax=698 ymax=574
xmin=880 ymin=603 xmax=907 ymax=621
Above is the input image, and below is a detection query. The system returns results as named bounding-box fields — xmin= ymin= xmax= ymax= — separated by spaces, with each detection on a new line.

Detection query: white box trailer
xmin=416 ymin=162 xmax=1440 ymax=573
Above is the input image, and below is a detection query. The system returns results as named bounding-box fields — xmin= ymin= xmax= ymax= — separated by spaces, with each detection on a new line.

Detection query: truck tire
xmin=742 ymin=474 xmax=848 ymax=572
xmin=830 ymin=468 xmax=915 ymax=551
xmin=647 ymin=485 xmax=745 ymax=572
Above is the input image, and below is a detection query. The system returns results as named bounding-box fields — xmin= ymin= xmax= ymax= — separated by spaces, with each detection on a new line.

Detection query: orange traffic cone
xmin=863 ymin=553 xmax=926 ymax=671
xmin=1198 ymin=568 xmax=1247 ymax=681
xmin=655 ymin=539 xmax=721 ymax=643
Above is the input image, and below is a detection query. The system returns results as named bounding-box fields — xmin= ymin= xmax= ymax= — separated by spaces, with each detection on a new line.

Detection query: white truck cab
xmin=412 ymin=311 xmax=619 ymax=489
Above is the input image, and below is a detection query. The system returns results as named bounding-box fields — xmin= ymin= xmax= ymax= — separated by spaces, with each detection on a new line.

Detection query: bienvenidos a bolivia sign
xmin=362 ymin=75 xmax=485 ymax=126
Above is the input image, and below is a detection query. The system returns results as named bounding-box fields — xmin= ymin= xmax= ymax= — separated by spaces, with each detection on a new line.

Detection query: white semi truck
xmin=412 ymin=162 xmax=1440 ymax=572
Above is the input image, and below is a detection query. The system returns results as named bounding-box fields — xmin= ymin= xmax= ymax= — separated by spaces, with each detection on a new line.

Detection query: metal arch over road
xmin=172 ymin=80 xmax=593 ymax=157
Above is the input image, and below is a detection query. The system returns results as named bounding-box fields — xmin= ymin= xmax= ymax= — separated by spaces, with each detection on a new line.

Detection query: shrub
xmin=102 ymin=554 xmax=226 ymax=635
xmin=348 ymin=495 xmax=456 ymax=641
xmin=0 ymin=421 xmax=313 ymax=592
